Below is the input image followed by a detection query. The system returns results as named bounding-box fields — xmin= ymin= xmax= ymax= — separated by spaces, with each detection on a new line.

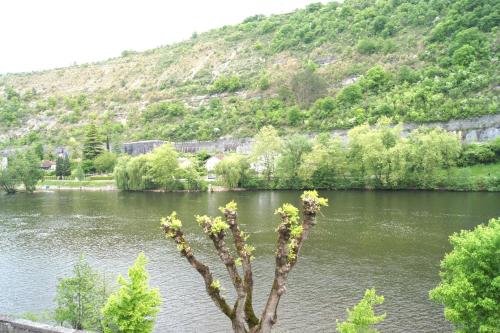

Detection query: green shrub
xmin=430 ymin=218 xmax=500 ymax=332
xmin=209 ymin=75 xmax=242 ymax=94
xmin=356 ymin=39 xmax=382 ymax=54
xmin=459 ymin=143 xmax=496 ymax=166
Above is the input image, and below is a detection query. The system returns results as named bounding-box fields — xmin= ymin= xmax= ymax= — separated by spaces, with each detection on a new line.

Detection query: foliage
xmin=0 ymin=162 xmax=20 ymax=194
xmin=9 ymin=151 xmax=44 ymax=193
xmin=214 ymin=154 xmax=250 ymax=189
xmin=55 ymin=256 xmax=110 ymax=331
xmin=55 ymin=156 xmax=71 ymax=178
xmin=251 ymin=126 xmax=282 ymax=184
xmin=336 ymin=288 xmax=386 ymax=333
xmin=290 ymin=66 xmax=328 ymax=108
xmin=147 ymin=144 xmax=179 ymax=189
xmin=210 ymin=75 xmax=242 ymax=94
xmin=114 ymin=144 xmax=203 ymax=191
xmin=430 ymin=218 xmax=500 ymax=333
xmin=276 ymin=135 xmax=312 ymax=188
xmin=82 ymin=124 xmax=104 ymax=173
xmin=94 ymin=152 xmax=118 ymax=174
xmin=102 ymin=253 xmax=161 ymax=333
xmin=459 ymin=143 xmax=496 ymax=166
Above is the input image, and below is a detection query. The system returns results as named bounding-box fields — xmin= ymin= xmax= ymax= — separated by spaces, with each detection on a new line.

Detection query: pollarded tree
xmin=161 ymin=191 xmax=328 ymax=333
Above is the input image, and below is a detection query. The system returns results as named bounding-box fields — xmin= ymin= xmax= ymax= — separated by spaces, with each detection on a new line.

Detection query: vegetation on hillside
xmin=0 ymin=0 xmax=498 ymax=149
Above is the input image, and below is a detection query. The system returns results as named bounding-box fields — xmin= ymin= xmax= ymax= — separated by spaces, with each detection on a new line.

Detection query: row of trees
xmin=215 ymin=122 xmax=498 ymax=190
xmin=114 ymin=144 xmax=206 ymax=191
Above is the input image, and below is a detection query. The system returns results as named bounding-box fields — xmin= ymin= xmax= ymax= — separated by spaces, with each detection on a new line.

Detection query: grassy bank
xmin=436 ymin=164 xmax=500 ymax=191
xmin=39 ymin=179 xmax=116 ymax=189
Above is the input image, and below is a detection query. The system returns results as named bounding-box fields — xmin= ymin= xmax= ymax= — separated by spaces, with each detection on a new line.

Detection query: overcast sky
xmin=0 ymin=0 xmax=325 ymax=74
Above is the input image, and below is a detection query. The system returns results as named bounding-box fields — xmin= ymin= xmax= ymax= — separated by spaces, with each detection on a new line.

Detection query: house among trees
xmin=40 ymin=160 xmax=56 ymax=171
xmin=205 ymin=155 xmax=223 ymax=173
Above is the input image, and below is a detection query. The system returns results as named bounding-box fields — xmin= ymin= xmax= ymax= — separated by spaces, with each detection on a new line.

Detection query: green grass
xmin=438 ymin=163 xmax=500 ymax=191
xmin=40 ymin=179 xmax=116 ymax=188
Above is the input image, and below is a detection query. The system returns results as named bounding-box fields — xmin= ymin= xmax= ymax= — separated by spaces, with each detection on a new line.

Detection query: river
xmin=1 ymin=190 xmax=499 ymax=332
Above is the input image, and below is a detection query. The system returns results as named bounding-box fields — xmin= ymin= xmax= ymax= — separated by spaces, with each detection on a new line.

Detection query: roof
xmin=41 ymin=160 xmax=55 ymax=168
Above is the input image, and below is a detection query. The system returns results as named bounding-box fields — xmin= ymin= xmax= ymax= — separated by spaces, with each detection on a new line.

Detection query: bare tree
xmin=161 ymin=190 xmax=328 ymax=333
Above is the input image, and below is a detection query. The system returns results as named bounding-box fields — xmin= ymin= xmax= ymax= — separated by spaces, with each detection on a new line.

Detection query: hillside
xmin=0 ymin=0 xmax=498 ymax=150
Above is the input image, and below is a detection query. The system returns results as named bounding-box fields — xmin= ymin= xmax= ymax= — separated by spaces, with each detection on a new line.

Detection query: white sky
xmin=0 ymin=0 xmax=324 ymax=74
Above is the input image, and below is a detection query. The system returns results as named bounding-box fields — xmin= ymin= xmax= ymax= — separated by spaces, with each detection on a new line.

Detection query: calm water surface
xmin=1 ymin=190 xmax=499 ymax=332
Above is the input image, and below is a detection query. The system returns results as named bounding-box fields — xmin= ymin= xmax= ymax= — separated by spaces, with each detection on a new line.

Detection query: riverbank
xmin=32 ymin=164 xmax=499 ymax=193
xmin=37 ymin=179 xmax=116 ymax=191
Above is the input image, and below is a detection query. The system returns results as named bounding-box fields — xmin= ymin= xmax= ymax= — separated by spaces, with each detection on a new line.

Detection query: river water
xmin=1 ymin=190 xmax=499 ymax=332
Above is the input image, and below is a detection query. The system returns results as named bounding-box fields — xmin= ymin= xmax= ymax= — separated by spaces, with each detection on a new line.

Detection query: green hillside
xmin=0 ymin=0 xmax=498 ymax=149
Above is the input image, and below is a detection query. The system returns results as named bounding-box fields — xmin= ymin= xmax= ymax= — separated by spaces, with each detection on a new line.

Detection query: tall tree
xmin=83 ymin=124 xmax=104 ymax=162
xmin=161 ymin=191 xmax=327 ymax=333
xmin=276 ymin=134 xmax=312 ymax=188
xmin=55 ymin=256 xmax=109 ymax=331
xmin=251 ymin=126 xmax=282 ymax=184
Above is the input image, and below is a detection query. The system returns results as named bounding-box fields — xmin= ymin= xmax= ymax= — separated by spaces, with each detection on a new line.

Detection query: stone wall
xmin=0 ymin=316 xmax=89 ymax=333
xmin=123 ymin=140 xmax=165 ymax=156
xmin=122 ymin=114 xmax=500 ymax=156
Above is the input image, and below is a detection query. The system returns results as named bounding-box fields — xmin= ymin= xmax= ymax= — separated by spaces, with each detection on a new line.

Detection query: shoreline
xmin=33 ymin=184 xmax=499 ymax=193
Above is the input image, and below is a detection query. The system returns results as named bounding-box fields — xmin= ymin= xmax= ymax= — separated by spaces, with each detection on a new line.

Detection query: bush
xmin=209 ymin=75 xmax=242 ymax=94
xmin=459 ymin=144 xmax=496 ymax=166
xmin=356 ymin=39 xmax=382 ymax=54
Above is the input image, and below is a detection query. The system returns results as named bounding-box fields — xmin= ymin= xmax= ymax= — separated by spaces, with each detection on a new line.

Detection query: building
xmin=40 ymin=160 xmax=56 ymax=171
xmin=205 ymin=155 xmax=223 ymax=173
xmin=0 ymin=156 xmax=7 ymax=170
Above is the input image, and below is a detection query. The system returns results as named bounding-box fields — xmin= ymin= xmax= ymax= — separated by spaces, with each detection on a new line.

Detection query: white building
xmin=205 ymin=155 xmax=223 ymax=173
xmin=0 ymin=156 xmax=7 ymax=170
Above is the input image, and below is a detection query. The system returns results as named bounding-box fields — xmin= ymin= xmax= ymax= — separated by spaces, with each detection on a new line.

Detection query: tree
xmin=404 ymin=128 xmax=461 ymax=187
xmin=300 ymin=134 xmax=349 ymax=189
xmin=55 ymin=256 xmax=109 ymax=331
xmin=214 ymin=154 xmax=250 ymax=189
xmin=161 ymin=191 xmax=327 ymax=333
xmin=276 ymin=134 xmax=312 ymax=188
xmin=430 ymin=218 xmax=500 ymax=333
xmin=10 ymin=151 xmax=44 ymax=193
xmin=75 ymin=163 xmax=85 ymax=181
xmin=290 ymin=66 xmax=328 ymax=108
xmin=147 ymin=144 xmax=179 ymax=189
xmin=336 ymin=288 xmax=386 ymax=333
xmin=94 ymin=152 xmax=117 ymax=174
xmin=347 ymin=119 xmax=403 ymax=188
xmin=0 ymin=162 xmax=20 ymax=194
xmin=56 ymin=156 xmax=71 ymax=179
xmin=83 ymin=124 xmax=104 ymax=172
xmin=102 ymin=253 xmax=161 ymax=333
xmin=251 ymin=126 xmax=282 ymax=184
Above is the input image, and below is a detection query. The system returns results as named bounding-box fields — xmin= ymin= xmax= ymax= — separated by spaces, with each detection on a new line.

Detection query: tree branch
xmin=161 ymin=213 xmax=233 ymax=319
xmin=258 ymin=191 xmax=327 ymax=333
xmin=221 ymin=202 xmax=259 ymax=328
